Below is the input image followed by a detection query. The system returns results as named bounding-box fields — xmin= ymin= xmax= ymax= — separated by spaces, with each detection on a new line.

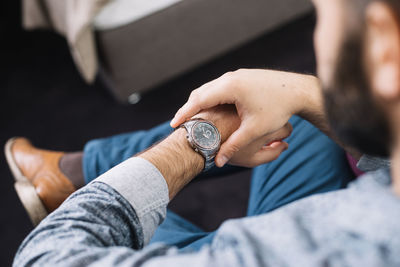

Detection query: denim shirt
xmin=14 ymin=157 xmax=400 ymax=266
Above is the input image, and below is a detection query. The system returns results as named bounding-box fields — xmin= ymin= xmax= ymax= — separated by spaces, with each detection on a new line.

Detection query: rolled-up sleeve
xmin=95 ymin=157 xmax=169 ymax=244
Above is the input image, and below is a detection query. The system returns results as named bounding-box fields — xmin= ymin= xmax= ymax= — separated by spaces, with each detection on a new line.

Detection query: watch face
xmin=192 ymin=122 xmax=219 ymax=150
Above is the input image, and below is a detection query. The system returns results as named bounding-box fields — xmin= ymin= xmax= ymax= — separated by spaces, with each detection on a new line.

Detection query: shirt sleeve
xmin=95 ymin=157 xmax=169 ymax=244
xmin=13 ymin=157 xmax=174 ymax=266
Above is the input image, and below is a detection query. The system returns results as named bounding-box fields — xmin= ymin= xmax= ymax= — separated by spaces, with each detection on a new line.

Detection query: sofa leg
xmin=128 ymin=93 xmax=141 ymax=105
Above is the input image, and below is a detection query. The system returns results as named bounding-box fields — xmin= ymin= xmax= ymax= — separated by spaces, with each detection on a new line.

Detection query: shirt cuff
xmin=93 ymin=157 xmax=169 ymax=245
xmin=357 ymin=155 xmax=391 ymax=172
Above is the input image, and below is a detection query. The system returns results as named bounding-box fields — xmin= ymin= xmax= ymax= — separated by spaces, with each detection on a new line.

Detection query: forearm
xmin=293 ymin=74 xmax=329 ymax=133
xmin=293 ymin=74 xmax=362 ymax=159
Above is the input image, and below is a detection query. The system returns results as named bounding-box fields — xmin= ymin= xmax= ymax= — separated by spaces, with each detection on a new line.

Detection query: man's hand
xmin=193 ymin=105 xmax=292 ymax=168
xmin=170 ymin=69 xmax=321 ymax=167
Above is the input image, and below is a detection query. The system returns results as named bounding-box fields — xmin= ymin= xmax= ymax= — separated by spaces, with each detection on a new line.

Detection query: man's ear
xmin=365 ymin=1 xmax=400 ymax=100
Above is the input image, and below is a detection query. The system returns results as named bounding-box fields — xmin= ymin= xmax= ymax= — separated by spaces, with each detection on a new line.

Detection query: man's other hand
xmin=194 ymin=105 xmax=292 ymax=168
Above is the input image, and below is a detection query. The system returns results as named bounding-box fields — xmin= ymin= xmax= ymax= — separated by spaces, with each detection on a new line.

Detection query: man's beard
xmin=322 ymin=32 xmax=392 ymax=157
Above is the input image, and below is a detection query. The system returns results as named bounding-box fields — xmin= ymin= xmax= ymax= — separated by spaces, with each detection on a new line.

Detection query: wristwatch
xmin=179 ymin=118 xmax=221 ymax=171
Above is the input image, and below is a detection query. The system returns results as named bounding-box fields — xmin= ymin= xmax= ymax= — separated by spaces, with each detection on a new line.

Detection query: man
xmin=9 ymin=0 xmax=400 ymax=265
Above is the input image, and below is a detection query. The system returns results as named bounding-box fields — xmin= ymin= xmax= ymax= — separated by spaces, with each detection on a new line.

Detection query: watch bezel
xmin=190 ymin=121 xmax=221 ymax=151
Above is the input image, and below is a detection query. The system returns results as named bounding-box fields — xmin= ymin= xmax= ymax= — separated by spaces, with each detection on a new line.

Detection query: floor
xmin=0 ymin=2 xmax=316 ymax=265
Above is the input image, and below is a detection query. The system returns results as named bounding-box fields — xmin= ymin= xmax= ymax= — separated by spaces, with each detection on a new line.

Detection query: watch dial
xmin=192 ymin=122 xmax=218 ymax=149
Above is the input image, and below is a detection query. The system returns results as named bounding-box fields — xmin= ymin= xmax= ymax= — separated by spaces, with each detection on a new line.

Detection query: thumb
xmin=216 ymin=125 xmax=256 ymax=167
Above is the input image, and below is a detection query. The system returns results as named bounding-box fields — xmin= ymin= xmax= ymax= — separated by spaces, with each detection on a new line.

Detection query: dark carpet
xmin=0 ymin=1 xmax=316 ymax=265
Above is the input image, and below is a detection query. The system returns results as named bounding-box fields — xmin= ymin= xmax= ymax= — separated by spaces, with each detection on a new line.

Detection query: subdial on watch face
xmin=192 ymin=122 xmax=218 ymax=149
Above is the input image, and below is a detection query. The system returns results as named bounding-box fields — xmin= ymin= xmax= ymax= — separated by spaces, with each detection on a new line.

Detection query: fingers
xmin=268 ymin=122 xmax=293 ymax=142
xmin=215 ymin=124 xmax=256 ymax=167
xmin=221 ymin=122 xmax=292 ymax=168
xmin=250 ymin=141 xmax=289 ymax=166
xmin=216 ymin=121 xmax=292 ymax=167
xmin=170 ymin=77 xmax=236 ymax=128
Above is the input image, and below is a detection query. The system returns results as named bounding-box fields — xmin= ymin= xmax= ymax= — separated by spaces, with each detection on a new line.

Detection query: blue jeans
xmin=83 ymin=116 xmax=353 ymax=251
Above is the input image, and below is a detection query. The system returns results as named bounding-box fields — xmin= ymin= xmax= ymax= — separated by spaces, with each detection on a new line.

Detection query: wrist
xmin=139 ymin=128 xmax=204 ymax=200
xmin=293 ymin=74 xmax=324 ymax=118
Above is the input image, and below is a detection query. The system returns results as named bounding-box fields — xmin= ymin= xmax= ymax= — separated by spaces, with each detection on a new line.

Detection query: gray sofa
xmin=95 ymin=0 xmax=312 ymax=103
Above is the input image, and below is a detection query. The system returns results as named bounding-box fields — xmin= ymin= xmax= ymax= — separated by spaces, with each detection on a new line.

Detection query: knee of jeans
xmin=85 ymin=139 xmax=103 ymax=151
xmin=84 ymin=139 xmax=112 ymax=160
